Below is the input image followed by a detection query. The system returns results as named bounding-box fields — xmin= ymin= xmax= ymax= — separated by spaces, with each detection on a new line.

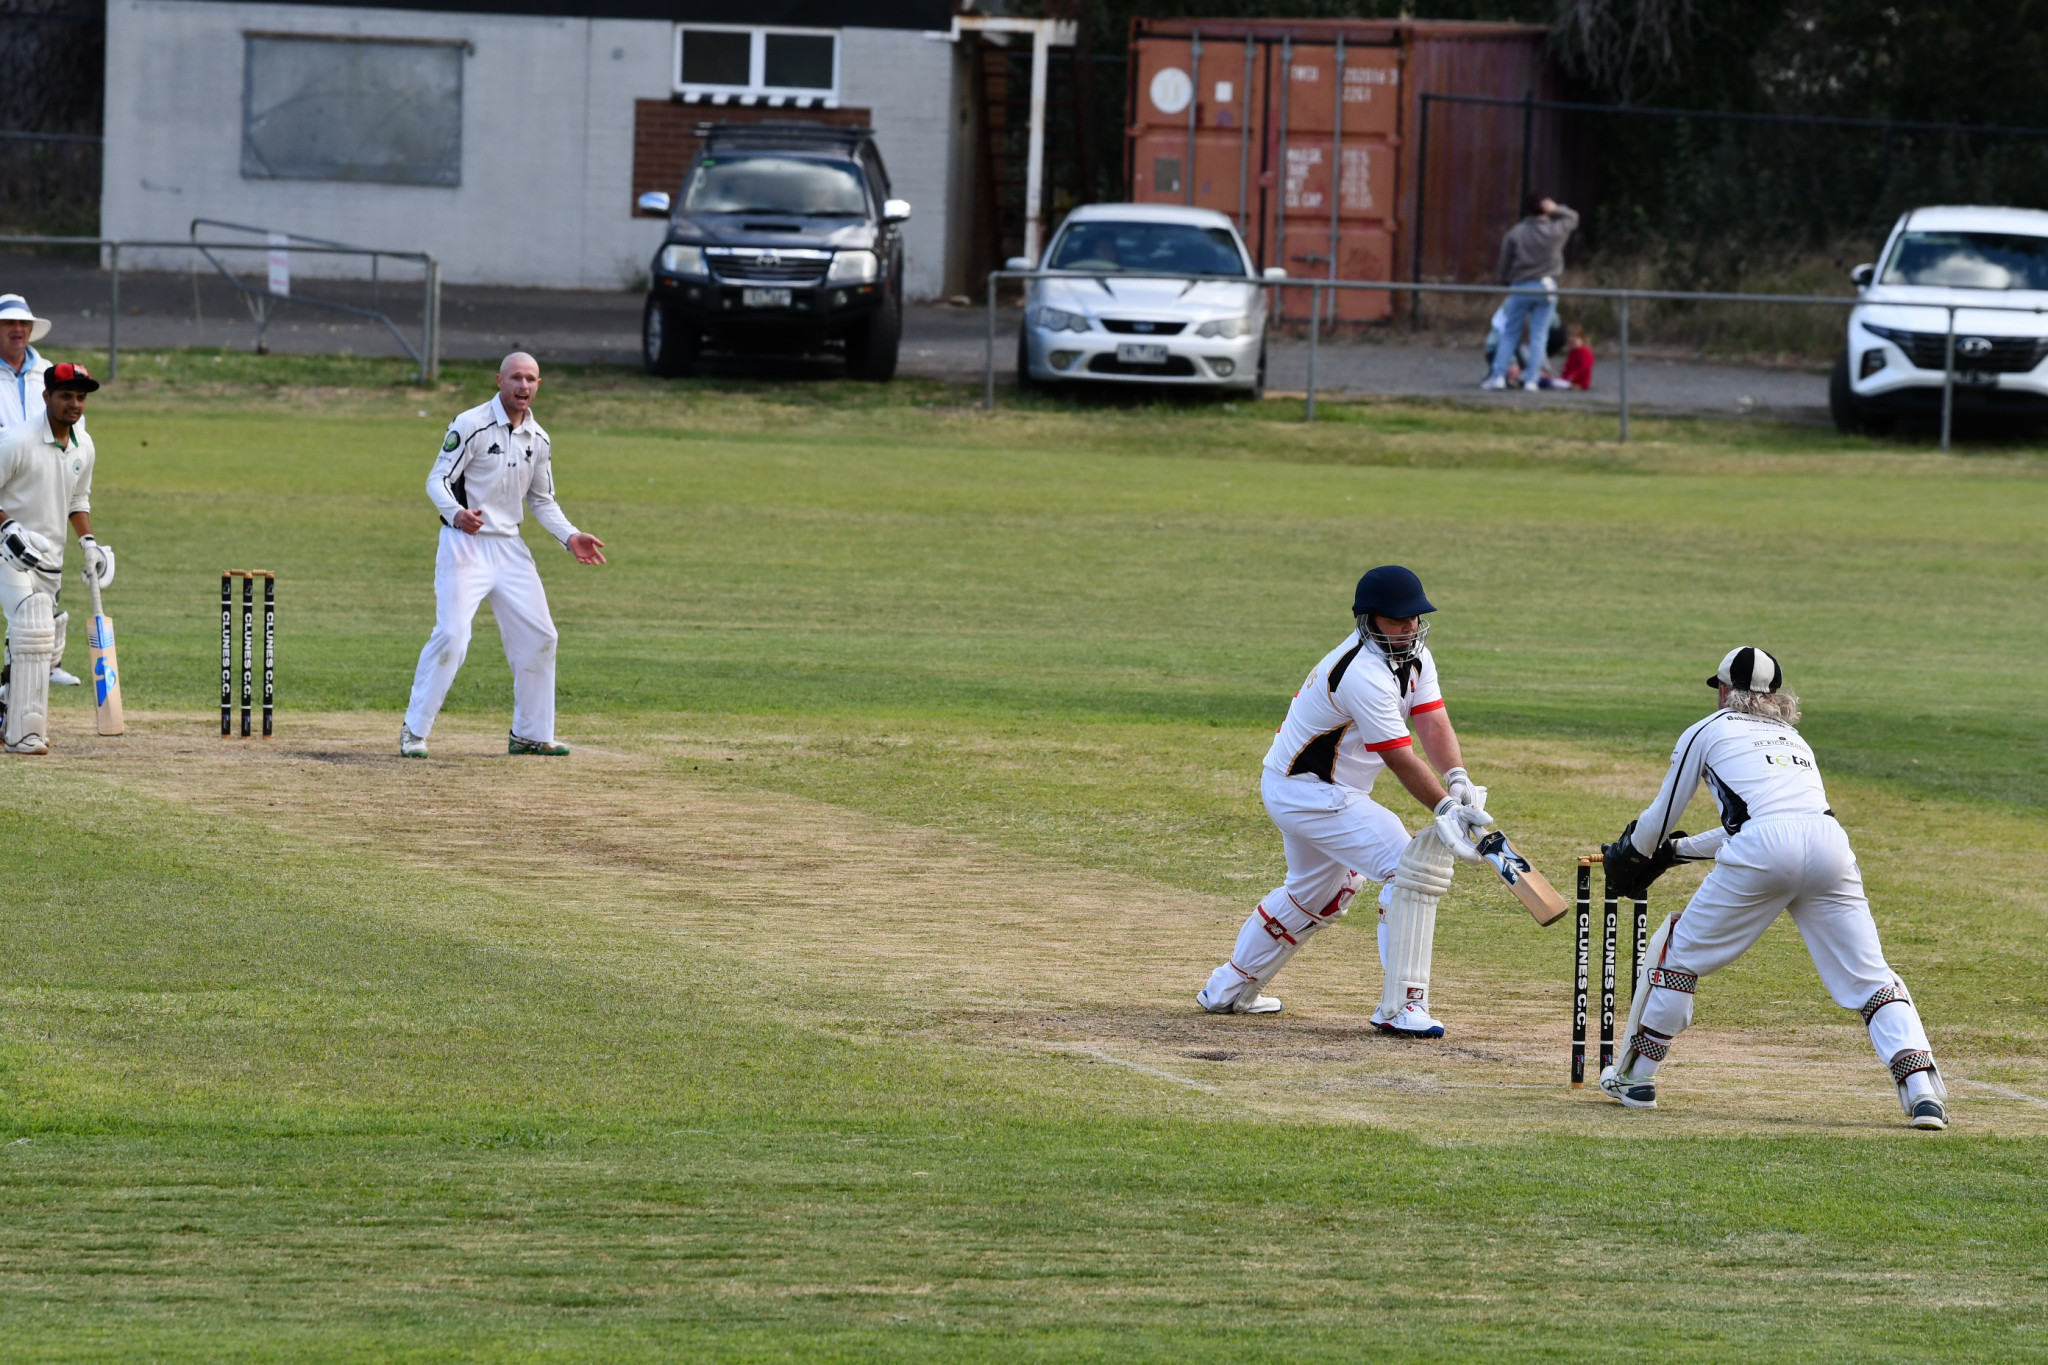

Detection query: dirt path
xmin=50 ymin=711 xmax=2048 ymax=1139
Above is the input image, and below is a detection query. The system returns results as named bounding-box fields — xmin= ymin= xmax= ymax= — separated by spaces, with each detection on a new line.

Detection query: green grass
xmin=5 ymin=353 xmax=2048 ymax=1359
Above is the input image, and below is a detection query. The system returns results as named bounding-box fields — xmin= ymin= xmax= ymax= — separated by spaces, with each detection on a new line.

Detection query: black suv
xmin=638 ymin=123 xmax=908 ymax=381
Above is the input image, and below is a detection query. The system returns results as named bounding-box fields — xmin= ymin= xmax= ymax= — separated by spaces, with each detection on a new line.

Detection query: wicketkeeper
xmin=1599 ymin=646 xmax=1948 ymax=1129
xmin=1198 ymin=566 xmax=1493 ymax=1036
xmin=401 ymin=352 xmax=606 ymax=758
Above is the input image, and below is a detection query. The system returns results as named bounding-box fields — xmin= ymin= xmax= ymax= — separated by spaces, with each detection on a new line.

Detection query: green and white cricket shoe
xmin=399 ymin=725 xmax=428 ymax=758
xmin=1907 ymin=1098 xmax=1948 ymax=1131
xmin=508 ymin=732 xmax=570 ymax=756
xmin=1598 ymin=1065 xmax=1657 ymax=1109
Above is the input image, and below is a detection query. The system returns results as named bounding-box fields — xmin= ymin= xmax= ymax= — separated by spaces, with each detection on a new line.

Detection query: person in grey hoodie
xmin=1482 ymin=194 xmax=1580 ymax=391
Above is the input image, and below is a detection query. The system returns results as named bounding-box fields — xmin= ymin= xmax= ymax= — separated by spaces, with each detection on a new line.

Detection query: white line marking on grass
xmin=1952 ymin=1078 xmax=2048 ymax=1107
xmin=1055 ymin=1046 xmax=1218 ymax=1093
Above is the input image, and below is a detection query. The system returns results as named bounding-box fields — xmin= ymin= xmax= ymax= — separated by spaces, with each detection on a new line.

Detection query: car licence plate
xmin=743 ymin=287 xmax=793 ymax=309
xmin=1954 ymin=369 xmax=1997 ymax=387
xmin=1116 ymin=342 xmax=1170 ymax=365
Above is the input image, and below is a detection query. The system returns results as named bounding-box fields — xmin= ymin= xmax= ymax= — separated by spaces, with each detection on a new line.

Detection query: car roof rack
xmin=696 ymin=122 xmax=874 ymax=153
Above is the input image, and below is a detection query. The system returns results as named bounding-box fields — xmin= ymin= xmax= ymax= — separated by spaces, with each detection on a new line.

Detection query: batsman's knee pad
xmin=1203 ymin=898 xmax=1328 ymax=1009
xmin=4 ymin=592 xmax=54 ymax=749
xmin=1379 ymin=830 xmax=1454 ymax=1016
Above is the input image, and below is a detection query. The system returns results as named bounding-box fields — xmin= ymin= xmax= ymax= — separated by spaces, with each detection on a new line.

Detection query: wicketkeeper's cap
xmin=0 ymin=294 xmax=51 ymax=344
xmin=44 ymin=361 xmax=99 ymax=393
xmin=1352 ymin=564 xmax=1435 ymax=619
xmin=1709 ymin=645 xmax=1783 ymax=693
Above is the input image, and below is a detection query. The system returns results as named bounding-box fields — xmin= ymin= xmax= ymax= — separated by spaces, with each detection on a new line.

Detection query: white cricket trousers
xmin=404 ymin=528 xmax=559 ymax=744
xmin=1199 ymin=771 xmax=1412 ymax=1009
xmin=1640 ymin=813 xmax=1932 ymax=1071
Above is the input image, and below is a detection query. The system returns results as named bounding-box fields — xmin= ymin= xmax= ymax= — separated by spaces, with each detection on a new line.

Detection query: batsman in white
xmin=0 ymin=362 xmax=115 ymax=755
xmin=401 ymin=353 xmax=606 ymax=758
xmin=1599 ymin=646 xmax=1948 ymax=1130
xmin=1198 ymin=566 xmax=1494 ymax=1037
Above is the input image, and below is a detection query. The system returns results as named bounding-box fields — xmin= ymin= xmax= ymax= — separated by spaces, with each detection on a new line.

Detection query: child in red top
xmin=1561 ymin=324 xmax=1594 ymax=390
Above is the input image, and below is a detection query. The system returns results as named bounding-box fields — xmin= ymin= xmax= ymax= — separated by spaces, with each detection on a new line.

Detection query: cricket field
xmin=2 ymin=355 xmax=2045 ymax=1361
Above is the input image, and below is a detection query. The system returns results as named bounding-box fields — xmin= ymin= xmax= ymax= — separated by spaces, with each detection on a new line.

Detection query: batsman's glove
xmin=1602 ymin=818 xmax=1688 ymax=900
xmin=1444 ymin=766 xmax=1489 ymax=817
xmin=0 ymin=519 xmax=55 ymax=574
xmin=1432 ymin=795 xmax=1489 ymax=863
xmin=77 ymin=534 xmax=115 ymax=588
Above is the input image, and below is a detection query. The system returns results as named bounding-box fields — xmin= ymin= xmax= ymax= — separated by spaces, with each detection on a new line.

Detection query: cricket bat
xmin=1474 ymin=829 xmax=1566 ymax=925
xmin=85 ymin=570 xmax=123 ymax=736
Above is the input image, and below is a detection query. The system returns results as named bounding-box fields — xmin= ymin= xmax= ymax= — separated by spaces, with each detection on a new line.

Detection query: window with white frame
xmin=673 ymin=25 xmax=839 ymax=107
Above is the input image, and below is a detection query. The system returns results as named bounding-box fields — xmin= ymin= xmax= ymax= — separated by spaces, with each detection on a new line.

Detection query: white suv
xmin=1833 ymin=205 xmax=2048 ymax=432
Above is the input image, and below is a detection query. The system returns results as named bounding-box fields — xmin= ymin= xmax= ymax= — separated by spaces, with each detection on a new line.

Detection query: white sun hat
xmin=0 ymin=294 xmax=52 ymax=344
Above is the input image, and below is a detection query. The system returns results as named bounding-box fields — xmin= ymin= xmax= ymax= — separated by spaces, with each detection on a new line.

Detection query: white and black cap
xmin=1709 ymin=645 xmax=1783 ymax=693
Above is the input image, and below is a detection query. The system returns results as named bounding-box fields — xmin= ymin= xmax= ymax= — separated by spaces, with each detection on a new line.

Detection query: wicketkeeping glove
xmin=0 ymin=519 xmax=55 ymax=574
xmin=77 ymin=534 xmax=115 ymax=588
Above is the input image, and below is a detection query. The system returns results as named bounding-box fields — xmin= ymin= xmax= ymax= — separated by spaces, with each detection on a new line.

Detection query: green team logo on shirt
xmin=442 ymin=431 xmax=460 ymax=452
xmin=72 ymin=459 xmax=82 ymax=472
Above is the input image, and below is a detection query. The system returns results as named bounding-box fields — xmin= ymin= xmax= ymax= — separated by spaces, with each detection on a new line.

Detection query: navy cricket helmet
xmin=1352 ymin=565 xmax=1435 ymax=620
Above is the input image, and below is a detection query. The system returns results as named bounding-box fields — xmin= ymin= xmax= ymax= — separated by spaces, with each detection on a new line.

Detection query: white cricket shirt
xmin=425 ymin=395 xmax=579 ymax=546
xmin=0 ymin=416 xmax=92 ymax=570
xmin=1629 ymin=709 xmax=1833 ymax=856
xmin=1262 ymin=630 xmax=1444 ymax=791
xmin=0 ymin=348 xmax=52 ymax=440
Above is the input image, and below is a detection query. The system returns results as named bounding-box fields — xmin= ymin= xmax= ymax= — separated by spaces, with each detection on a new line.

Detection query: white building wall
xmin=838 ymin=27 xmax=961 ymax=301
xmin=102 ymin=0 xmax=962 ymax=295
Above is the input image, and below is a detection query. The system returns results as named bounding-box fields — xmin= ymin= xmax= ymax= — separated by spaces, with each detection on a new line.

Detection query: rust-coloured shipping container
xmin=1127 ymin=17 xmax=1570 ymax=322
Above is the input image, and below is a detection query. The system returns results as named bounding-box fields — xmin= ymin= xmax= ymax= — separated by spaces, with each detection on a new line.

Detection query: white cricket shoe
xmin=1479 ymin=376 xmax=1508 ymax=391
xmin=1598 ymin=1065 xmax=1657 ymax=1109
xmin=50 ymin=666 xmax=81 ymax=686
xmin=1907 ymin=1098 xmax=1948 ymax=1131
xmin=1196 ymin=989 xmax=1282 ymax=1015
xmin=6 ymin=732 xmax=48 ymax=756
xmin=1371 ymin=1000 xmax=1446 ymax=1038
xmin=399 ymin=725 xmax=429 ymax=758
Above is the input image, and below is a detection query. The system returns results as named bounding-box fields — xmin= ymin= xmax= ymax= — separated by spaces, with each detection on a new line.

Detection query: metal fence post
xmin=423 ymin=257 xmax=441 ymax=382
xmin=1411 ymin=94 xmax=1430 ymax=331
xmin=107 ymin=242 xmax=120 ymax=380
xmin=1617 ymin=291 xmax=1630 ymax=443
xmin=985 ymin=272 xmax=1000 ymax=412
xmin=1941 ymin=305 xmax=1956 ymax=452
xmin=1304 ymin=282 xmax=1321 ymax=421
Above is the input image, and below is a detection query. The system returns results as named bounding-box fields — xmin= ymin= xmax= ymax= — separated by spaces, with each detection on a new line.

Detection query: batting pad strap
xmin=1861 ymin=982 xmax=1911 ymax=1025
xmin=1255 ymin=907 xmax=1299 ymax=946
xmin=1647 ymin=966 xmax=1697 ymax=994
xmin=1889 ymin=1049 xmax=1936 ymax=1084
xmin=1627 ymin=1030 xmax=1671 ymax=1062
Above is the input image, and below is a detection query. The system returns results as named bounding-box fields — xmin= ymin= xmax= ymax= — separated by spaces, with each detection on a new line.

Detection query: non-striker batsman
xmin=1198 ymin=566 xmax=1493 ymax=1036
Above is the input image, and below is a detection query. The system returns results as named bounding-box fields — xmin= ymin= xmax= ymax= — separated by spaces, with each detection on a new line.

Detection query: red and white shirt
xmin=1262 ymin=631 xmax=1442 ymax=792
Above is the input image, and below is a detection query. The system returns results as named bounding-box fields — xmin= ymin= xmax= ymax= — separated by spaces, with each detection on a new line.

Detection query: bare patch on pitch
xmin=61 ymin=714 xmax=2048 ymax=1139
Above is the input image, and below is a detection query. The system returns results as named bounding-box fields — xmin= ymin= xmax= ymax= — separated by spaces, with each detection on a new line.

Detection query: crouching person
xmin=1601 ymin=647 xmax=1947 ymax=1129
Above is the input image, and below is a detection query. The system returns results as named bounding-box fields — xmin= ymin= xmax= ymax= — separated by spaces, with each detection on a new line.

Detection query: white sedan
xmin=1012 ymin=203 xmax=1284 ymax=397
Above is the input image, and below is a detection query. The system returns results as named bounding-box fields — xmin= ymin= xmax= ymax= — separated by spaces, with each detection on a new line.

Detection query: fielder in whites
xmin=1198 ymin=566 xmax=1493 ymax=1037
xmin=0 ymin=363 xmax=115 ymax=754
xmin=401 ymin=353 xmax=606 ymax=758
xmin=1600 ymin=646 xmax=1947 ymax=1129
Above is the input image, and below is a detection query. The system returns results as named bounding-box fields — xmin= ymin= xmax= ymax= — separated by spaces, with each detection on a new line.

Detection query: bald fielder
xmin=401 ymin=353 xmax=606 ymax=758
xmin=1198 ymin=566 xmax=1493 ymax=1036
xmin=1599 ymin=647 xmax=1947 ymax=1129
xmin=0 ymin=362 xmax=112 ymax=754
